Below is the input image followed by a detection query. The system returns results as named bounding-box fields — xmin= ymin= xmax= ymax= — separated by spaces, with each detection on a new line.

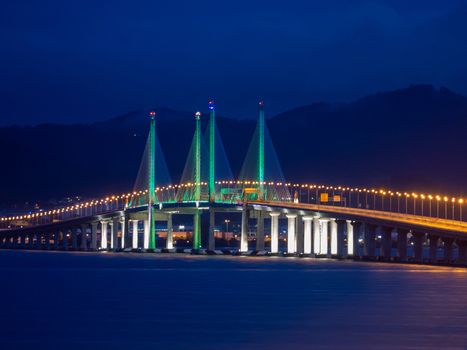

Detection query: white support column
xmin=330 ymin=218 xmax=337 ymax=255
xmin=270 ymin=212 xmax=280 ymax=253
xmin=166 ymin=214 xmax=173 ymax=250
xmin=303 ymin=216 xmax=313 ymax=255
xmin=120 ymin=217 xmax=126 ymax=249
xmin=319 ymin=218 xmax=329 ymax=255
xmin=346 ymin=220 xmax=354 ymax=256
xmin=143 ymin=219 xmax=149 ymax=249
xmin=240 ymin=207 xmax=249 ymax=252
xmin=132 ymin=220 xmax=139 ymax=249
xmin=100 ymin=221 xmax=108 ymax=250
xmin=286 ymin=214 xmax=297 ymax=254
xmin=313 ymin=216 xmax=320 ymax=254
xmin=109 ymin=222 xmax=114 ymax=249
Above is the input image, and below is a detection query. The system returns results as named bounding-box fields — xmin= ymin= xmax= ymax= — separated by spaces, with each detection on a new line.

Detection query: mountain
xmin=0 ymin=85 xmax=466 ymax=208
xmin=270 ymin=85 xmax=467 ymax=194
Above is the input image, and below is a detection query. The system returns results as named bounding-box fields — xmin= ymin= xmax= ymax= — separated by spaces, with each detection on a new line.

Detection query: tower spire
xmin=194 ymin=111 xmax=202 ymax=201
xmin=193 ymin=111 xmax=202 ymax=249
xmin=208 ymin=100 xmax=215 ymax=202
xmin=148 ymin=111 xmax=156 ymax=250
xmin=258 ymin=101 xmax=265 ymax=199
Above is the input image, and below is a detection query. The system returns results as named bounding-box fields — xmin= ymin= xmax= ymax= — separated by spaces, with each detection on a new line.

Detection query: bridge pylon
xmin=258 ymin=101 xmax=265 ymax=199
xmin=208 ymin=100 xmax=215 ymax=202
xmin=238 ymin=101 xmax=290 ymax=202
xmin=193 ymin=111 xmax=202 ymax=250
xmin=148 ymin=111 xmax=157 ymax=250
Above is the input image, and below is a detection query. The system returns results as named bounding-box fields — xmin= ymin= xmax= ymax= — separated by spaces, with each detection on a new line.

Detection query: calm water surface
xmin=0 ymin=251 xmax=466 ymax=350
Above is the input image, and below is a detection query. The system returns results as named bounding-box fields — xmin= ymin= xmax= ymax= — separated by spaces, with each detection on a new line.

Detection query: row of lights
xmin=0 ymin=183 xmax=210 ymax=222
xmin=219 ymin=180 xmax=465 ymax=205
xmin=1 ymin=180 xmax=464 ymax=222
xmin=288 ymin=183 xmax=464 ymax=204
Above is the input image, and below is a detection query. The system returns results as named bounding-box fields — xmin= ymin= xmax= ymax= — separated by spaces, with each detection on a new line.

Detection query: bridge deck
xmin=255 ymin=200 xmax=467 ymax=237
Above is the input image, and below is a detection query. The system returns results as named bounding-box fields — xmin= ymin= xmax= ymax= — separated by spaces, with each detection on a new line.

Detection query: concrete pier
xmin=413 ymin=232 xmax=425 ymax=262
xmin=380 ymin=227 xmax=392 ymax=260
xmin=296 ymin=215 xmax=304 ymax=254
xmin=100 ymin=221 xmax=108 ymax=250
xmin=397 ymin=229 xmax=408 ymax=261
xmin=72 ymin=228 xmax=78 ymax=250
xmin=91 ymin=222 xmax=98 ymax=250
xmin=120 ymin=217 xmax=126 ymax=249
xmin=458 ymin=241 xmax=467 ymax=265
xmin=429 ymin=235 xmax=439 ymax=262
xmin=167 ymin=214 xmax=173 ymax=250
xmin=80 ymin=224 xmax=88 ymax=250
xmin=143 ymin=219 xmax=149 ymax=249
xmin=286 ymin=214 xmax=297 ymax=254
xmin=363 ymin=224 xmax=376 ymax=258
xmin=36 ymin=234 xmax=42 ymax=249
xmin=45 ymin=233 xmax=51 ymax=250
xmin=303 ymin=216 xmax=313 ymax=255
xmin=240 ymin=207 xmax=249 ymax=252
xmin=351 ymin=222 xmax=363 ymax=258
xmin=53 ymin=232 xmax=60 ymax=250
xmin=336 ymin=220 xmax=346 ymax=257
xmin=330 ymin=218 xmax=337 ymax=256
xmin=208 ymin=209 xmax=215 ymax=251
xmin=132 ymin=220 xmax=139 ymax=249
xmin=256 ymin=211 xmax=265 ymax=251
xmin=319 ymin=218 xmax=329 ymax=256
xmin=111 ymin=218 xmax=119 ymax=250
xmin=346 ymin=220 xmax=354 ymax=256
xmin=270 ymin=212 xmax=280 ymax=253
xmin=62 ymin=230 xmax=68 ymax=250
xmin=313 ymin=216 xmax=320 ymax=255
xmin=443 ymin=238 xmax=454 ymax=262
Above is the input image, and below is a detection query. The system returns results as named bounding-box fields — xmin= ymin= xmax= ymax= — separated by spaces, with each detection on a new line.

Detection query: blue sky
xmin=1 ymin=0 xmax=466 ymax=124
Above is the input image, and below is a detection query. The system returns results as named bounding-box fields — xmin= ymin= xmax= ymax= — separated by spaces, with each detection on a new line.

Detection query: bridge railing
xmin=0 ymin=196 xmax=128 ymax=230
xmin=285 ymin=183 xmax=465 ymax=223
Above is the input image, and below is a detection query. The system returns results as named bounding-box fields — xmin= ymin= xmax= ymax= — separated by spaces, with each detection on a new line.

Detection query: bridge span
xmin=1 ymin=101 xmax=465 ymax=267
xmin=0 ymin=197 xmax=466 ymax=267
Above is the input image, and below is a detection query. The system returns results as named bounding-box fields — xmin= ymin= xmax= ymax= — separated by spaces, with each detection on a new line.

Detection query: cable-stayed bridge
xmin=1 ymin=101 xmax=466 ymax=266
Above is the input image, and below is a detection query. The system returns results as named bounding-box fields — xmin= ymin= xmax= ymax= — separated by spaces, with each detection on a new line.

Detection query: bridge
xmin=1 ymin=101 xmax=466 ymax=266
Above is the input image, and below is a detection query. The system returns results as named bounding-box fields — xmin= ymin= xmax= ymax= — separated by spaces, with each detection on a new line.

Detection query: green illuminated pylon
xmin=193 ymin=111 xmax=202 ymax=249
xmin=194 ymin=111 xmax=201 ymax=201
xmin=148 ymin=111 xmax=157 ymax=250
xmin=208 ymin=100 xmax=215 ymax=202
xmin=258 ymin=101 xmax=265 ymax=199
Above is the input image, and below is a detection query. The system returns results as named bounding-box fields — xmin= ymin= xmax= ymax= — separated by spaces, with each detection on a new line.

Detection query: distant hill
xmin=270 ymin=85 xmax=467 ymax=194
xmin=1 ymin=85 xmax=466 ymax=208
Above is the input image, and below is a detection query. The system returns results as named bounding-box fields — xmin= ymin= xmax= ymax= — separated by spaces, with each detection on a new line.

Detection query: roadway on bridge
xmin=254 ymin=200 xmax=467 ymax=236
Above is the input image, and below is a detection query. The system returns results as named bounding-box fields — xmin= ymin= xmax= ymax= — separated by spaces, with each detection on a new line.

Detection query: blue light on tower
xmin=208 ymin=100 xmax=215 ymax=110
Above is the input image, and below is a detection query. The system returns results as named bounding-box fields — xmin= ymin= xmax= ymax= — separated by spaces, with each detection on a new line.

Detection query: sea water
xmin=0 ymin=251 xmax=466 ymax=349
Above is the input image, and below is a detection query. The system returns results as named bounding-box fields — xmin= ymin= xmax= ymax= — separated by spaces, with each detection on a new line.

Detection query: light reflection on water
xmin=0 ymin=251 xmax=466 ymax=350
